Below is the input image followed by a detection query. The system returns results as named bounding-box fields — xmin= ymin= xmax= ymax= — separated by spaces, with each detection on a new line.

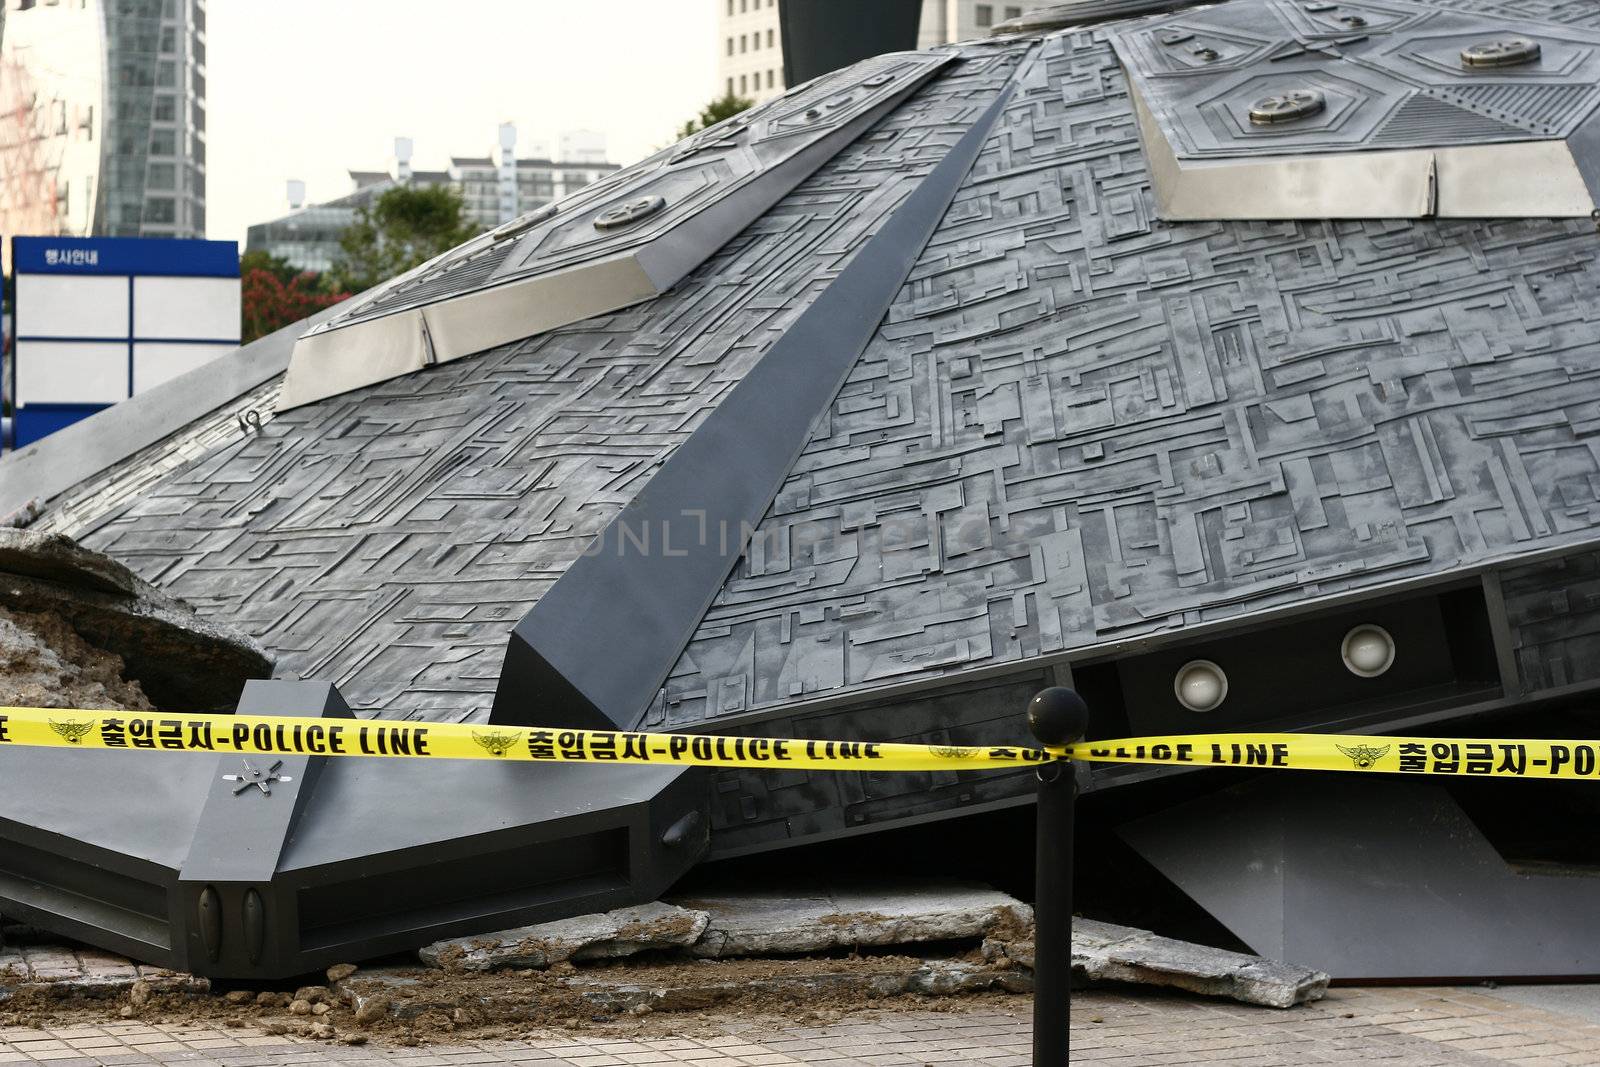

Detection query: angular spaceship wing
xmin=278 ymin=51 xmax=956 ymax=410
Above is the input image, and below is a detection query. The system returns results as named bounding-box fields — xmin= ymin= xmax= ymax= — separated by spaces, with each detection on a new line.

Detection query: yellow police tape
xmin=4 ymin=705 xmax=1600 ymax=779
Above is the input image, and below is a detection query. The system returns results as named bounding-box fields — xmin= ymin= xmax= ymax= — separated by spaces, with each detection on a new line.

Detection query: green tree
xmin=331 ymin=184 xmax=480 ymax=293
xmin=239 ymin=248 xmax=300 ymax=286
xmin=676 ymin=91 xmax=755 ymax=140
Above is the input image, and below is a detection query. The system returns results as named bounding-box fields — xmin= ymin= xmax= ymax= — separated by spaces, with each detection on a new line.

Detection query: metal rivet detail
xmin=593 ymin=195 xmax=667 ymax=232
xmin=1160 ymin=31 xmax=1195 ymax=45
xmin=197 ymin=886 xmax=222 ymax=962
xmin=1248 ymin=89 xmax=1327 ymax=125
xmin=491 ymin=203 xmax=557 ymax=241
xmin=1460 ymin=37 xmax=1542 ymax=68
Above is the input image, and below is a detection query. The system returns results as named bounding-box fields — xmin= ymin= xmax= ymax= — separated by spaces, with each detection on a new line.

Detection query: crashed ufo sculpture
xmin=8 ymin=0 xmax=1600 ymax=981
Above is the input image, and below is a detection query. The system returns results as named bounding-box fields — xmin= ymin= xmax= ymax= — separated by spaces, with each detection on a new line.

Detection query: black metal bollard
xmin=1028 ymin=687 xmax=1089 ymax=1066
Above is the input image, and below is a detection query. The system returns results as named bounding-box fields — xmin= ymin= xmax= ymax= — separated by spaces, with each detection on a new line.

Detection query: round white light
xmin=1342 ymin=625 xmax=1395 ymax=678
xmin=1174 ymin=659 xmax=1228 ymax=713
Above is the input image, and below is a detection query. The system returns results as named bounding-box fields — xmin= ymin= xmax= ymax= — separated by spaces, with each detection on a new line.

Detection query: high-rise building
xmin=246 ymin=128 xmax=619 ymax=275
xmin=715 ymin=0 xmax=1058 ymax=104
xmin=0 ymin=0 xmax=208 ymax=270
xmin=917 ymin=0 xmax=1057 ymax=46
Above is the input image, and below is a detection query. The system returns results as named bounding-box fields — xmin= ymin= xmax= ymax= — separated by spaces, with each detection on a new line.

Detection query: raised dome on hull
xmin=6 ymin=0 xmax=1600 ymax=981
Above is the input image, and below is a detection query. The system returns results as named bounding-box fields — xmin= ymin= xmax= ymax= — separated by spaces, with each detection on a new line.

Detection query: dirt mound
xmin=0 ymin=606 xmax=153 ymax=711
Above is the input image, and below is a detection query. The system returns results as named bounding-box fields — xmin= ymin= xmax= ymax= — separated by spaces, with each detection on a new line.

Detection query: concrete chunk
xmin=0 ymin=529 xmax=271 ymax=710
xmin=677 ymin=882 xmax=1033 ymax=958
xmin=986 ymin=917 xmax=1328 ymax=1009
xmin=419 ymin=902 xmax=710 ymax=972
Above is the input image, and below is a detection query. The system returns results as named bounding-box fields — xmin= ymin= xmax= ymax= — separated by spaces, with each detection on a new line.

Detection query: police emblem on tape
xmin=473 ymin=730 xmax=520 ymax=758
xmin=48 ymin=719 xmax=95 ymax=745
xmin=932 ymin=746 xmax=979 ymax=759
xmin=1336 ymin=743 xmax=1390 ymax=769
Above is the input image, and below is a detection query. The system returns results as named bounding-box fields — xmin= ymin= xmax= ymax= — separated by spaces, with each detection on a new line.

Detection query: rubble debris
xmin=984 ymin=917 xmax=1327 ymax=1009
xmin=0 ymin=943 xmax=208 ymax=1000
xmin=421 ymin=902 xmax=710 ymax=973
xmin=0 ymin=529 xmax=271 ymax=709
xmin=0 ymin=606 xmax=153 ymax=711
xmin=676 ymin=883 xmax=1034 ymax=959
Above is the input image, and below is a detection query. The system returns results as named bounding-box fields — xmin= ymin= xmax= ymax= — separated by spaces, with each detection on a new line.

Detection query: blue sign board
xmin=11 ymin=235 xmax=239 ymax=278
xmin=7 ymin=235 xmax=242 ymax=451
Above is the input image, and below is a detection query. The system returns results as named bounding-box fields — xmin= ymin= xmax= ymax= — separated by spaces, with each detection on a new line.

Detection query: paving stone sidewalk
xmin=2 ymin=985 xmax=1600 ymax=1065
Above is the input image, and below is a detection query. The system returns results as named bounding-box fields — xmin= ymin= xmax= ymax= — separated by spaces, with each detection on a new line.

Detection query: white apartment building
xmin=715 ymin=0 xmax=1060 ymax=103
xmin=719 ymin=0 xmax=784 ymax=103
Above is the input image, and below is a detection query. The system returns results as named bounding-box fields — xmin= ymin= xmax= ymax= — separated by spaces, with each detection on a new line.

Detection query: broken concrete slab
xmin=984 ymin=917 xmax=1328 ymax=1009
xmin=676 ymin=883 xmax=1033 ymax=959
xmin=0 ymin=944 xmax=208 ymax=1000
xmin=419 ymin=902 xmax=710 ymax=973
xmin=0 ymin=529 xmax=271 ymax=710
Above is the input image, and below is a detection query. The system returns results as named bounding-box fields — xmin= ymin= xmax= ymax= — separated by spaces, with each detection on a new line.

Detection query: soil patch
xmin=0 ymin=606 xmax=153 ymax=711
xmin=0 ymin=954 xmax=1026 ymax=1048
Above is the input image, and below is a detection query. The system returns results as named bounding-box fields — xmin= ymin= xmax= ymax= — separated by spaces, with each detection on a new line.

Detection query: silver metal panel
xmin=278 ymin=51 xmax=957 ymax=411
xmin=1110 ymin=0 xmax=1600 ymax=217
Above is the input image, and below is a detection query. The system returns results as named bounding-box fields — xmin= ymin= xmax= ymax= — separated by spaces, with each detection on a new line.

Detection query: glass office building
xmin=0 ymin=0 xmax=208 ymax=270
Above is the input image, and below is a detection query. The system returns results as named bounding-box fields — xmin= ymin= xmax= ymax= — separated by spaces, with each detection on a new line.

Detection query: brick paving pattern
xmin=2 ymin=986 xmax=1600 ymax=1066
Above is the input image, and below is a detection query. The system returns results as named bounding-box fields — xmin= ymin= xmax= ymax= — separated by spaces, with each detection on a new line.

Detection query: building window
xmin=727 ymin=0 xmax=733 ymax=13
xmin=767 ymin=28 xmax=774 ymax=47
xmin=727 ymin=37 xmax=733 ymax=55
xmin=975 ymin=4 xmax=993 ymax=27
xmin=767 ymin=69 xmax=775 ymax=88
xmin=145 ymin=197 xmax=176 ymax=224
xmin=740 ymin=0 xmax=746 ymax=9
xmin=147 ymin=162 xmax=176 ymax=189
xmin=727 ymin=76 xmax=735 ymax=95
xmin=1006 ymin=5 xmax=1021 ymax=15
xmin=751 ymin=33 xmax=758 ymax=50
xmin=740 ymin=74 xmax=748 ymax=93
xmin=150 ymin=129 xmax=176 ymax=155
xmin=154 ymin=94 xmax=176 ymax=122
xmin=740 ymin=34 xmax=747 ymax=52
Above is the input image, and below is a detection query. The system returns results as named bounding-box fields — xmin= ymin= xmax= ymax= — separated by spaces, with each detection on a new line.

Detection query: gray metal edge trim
xmin=0 ymin=302 xmax=344 ymax=519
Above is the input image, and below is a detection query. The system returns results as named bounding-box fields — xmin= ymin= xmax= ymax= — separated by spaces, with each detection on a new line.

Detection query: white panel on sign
xmin=15 ymin=341 xmax=128 ymax=405
xmin=133 ymin=276 xmax=242 ymax=340
xmin=15 ymin=275 xmax=130 ymax=339
xmin=132 ymin=342 xmax=237 ymax=393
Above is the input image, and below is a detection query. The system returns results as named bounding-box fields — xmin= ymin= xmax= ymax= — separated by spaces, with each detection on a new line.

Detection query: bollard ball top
xmin=1028 ymin=687 xmax=1089 ymax=746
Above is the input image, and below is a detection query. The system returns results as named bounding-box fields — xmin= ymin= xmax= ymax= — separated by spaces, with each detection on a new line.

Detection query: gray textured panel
xmin=659 ymin=23 xmax=1600 ymax=729
xmin=59 ymin=44 xmax=1030 ymax=724
xmin=0 ymin=304 xmax=333 ymax=523
xmin=494 ymin=76 xmax=1021 ymax=731
xmin=44 ymin=14 xmax=1600 ymax=737
xmin=1115 ymin=0 xmax=1600 ymax=156
xmin=1109 ymin=0 xmax=1600 ymax=216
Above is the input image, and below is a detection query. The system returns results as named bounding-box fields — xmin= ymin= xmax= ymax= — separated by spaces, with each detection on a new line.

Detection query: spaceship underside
xmin=7 ymin=0 xmax=1600 ymax=980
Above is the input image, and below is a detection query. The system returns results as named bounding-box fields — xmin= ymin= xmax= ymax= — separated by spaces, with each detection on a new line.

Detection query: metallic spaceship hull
xmin=6 ymin=0 xmax=1600 ymax=979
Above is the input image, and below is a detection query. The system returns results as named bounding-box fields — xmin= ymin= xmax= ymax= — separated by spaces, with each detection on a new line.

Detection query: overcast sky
xmin=206 ymin=1 xmax=718 ymax=247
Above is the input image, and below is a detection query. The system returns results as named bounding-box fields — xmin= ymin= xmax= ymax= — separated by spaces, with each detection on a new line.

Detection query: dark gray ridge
xmin=491 ymin=71 xmax=1023 ymax=730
